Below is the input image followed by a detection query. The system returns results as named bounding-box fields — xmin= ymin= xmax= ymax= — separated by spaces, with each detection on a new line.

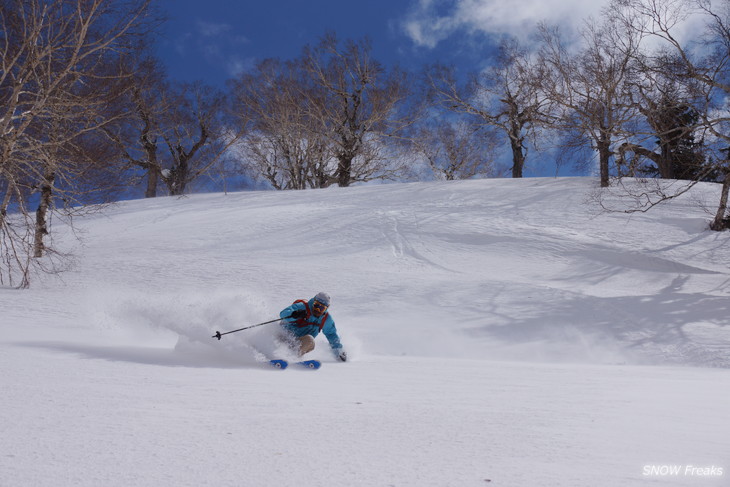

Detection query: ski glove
xmin=336 ymin=349 xmax=348 ymax=362
xmin=289 ymin=310 xmax=306 ymax=319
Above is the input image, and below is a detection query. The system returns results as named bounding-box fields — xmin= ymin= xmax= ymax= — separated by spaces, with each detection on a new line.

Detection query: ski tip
xmin=269 ymin=359 xmax=289 ymax=369
xmin=296 ymin=360 xmax=322 ymax=370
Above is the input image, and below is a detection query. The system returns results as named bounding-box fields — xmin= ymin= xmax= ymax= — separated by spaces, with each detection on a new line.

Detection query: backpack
xmin=290 ymin=299 xmax=327 ymax=331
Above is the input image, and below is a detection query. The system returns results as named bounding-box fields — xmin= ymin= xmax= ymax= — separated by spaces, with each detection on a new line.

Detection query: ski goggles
xmin=313 ymin=300 xmax=328 ymax=312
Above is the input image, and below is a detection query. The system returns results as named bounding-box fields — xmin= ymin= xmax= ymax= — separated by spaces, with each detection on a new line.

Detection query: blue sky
xmin=152 ymin=0 xmax=615 ymax=179
xmin=155 ymin=0 xmax=422 ymax=87
xmin=154 ymin=0 xmax=610 ymax=88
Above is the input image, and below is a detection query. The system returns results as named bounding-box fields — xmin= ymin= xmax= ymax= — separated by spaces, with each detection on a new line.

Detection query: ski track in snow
xmin=1 ymin=177 xmax=729 ymax=486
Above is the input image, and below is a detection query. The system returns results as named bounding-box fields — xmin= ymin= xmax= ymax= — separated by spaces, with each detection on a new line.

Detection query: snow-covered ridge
xmin=2 ymin=177 xmax=729 ymax=487
xmin=40 ymin=176 xmax=730 ymax=368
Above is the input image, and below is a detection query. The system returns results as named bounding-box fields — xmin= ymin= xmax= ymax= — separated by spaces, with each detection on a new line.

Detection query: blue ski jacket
xmin=279 ymin=298 xmax=342 ymax=350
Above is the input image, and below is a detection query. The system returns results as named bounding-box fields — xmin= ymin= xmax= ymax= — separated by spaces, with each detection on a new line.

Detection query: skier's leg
xmin=298 ymin=334 xmax=315 ymax=355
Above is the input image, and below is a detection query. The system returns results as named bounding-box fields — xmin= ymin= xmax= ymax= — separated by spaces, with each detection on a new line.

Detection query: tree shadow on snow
xmin=467 ymin=275 xmax=730 ymax=368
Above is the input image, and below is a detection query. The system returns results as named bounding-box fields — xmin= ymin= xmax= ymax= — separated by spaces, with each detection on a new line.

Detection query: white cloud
xmin=196 ymin=20 xmax=232 ymax=37
xmin=226 ymin=56 xmax=255 ymax=77
xmin=173 ymin=32 xmax=192 ymax=56
xmin=188 ymin=19 xmax=251 ymax=79
xmin=402 ymin=0 xmax=610 ymax=47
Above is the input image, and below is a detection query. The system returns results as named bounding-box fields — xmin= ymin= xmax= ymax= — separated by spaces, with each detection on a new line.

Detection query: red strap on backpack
xmin=291 ymin=299 xmax=326 ymax=331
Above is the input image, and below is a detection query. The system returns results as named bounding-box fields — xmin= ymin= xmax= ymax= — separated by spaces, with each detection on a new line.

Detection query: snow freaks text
xmin=642 ymin=465 xmax=724 ymax=477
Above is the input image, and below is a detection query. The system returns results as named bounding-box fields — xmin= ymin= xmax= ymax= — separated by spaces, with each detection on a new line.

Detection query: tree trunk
xmin=34 ymin=166 xmax=55 ymax=258
xmin=336 ymin=156 xmax=352 ymax=187
xmin=710 ymin=170 xmax=730 ymax=231
xmin=142 ymin=130 xmax=159 ymax=198
xmin=0 ymin=184 xmax=12 ymax=226
xmin=597 ymin=133 xmax=611 ymax=188
xmin=507 ymin=114 xmax=526 ymax=178
xmin=168 ymin=152 xmax=190 ymax=196
xmin=509 ymin=135 xmax=525 ymax=178
xmin=145 ymin=165 xmax=159 ymax=198
xmin=658 ymin=141 xmax=675 ymax=179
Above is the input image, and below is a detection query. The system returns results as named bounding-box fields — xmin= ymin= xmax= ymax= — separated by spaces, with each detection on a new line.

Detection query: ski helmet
xmin=313 ymin=292 xmax=331 ymax=307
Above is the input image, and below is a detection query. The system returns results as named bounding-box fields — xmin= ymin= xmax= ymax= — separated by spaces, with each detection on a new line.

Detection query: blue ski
xmin=269 ymin=359 xmax=288 ymax=369
xmin=295 ymin=360 xmax=322 ymax=369
xmin=268 ymin=359 xmax=321 ymax=370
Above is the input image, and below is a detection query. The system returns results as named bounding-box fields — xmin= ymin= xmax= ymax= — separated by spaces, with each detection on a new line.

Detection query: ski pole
xmin=212 ymin=317 xmax=282 ymax=340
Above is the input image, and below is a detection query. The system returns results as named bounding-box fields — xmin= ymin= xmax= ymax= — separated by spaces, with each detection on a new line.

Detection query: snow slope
xmin=1 ymin=177 xmax=729 ymax=486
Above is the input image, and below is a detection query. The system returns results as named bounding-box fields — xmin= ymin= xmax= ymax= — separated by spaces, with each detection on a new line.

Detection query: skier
xmin=279 ymin=292 xmax=347 ymax=362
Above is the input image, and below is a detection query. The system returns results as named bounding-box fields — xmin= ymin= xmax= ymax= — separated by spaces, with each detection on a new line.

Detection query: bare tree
xmin=616 ymin=77 xmax=709 ymax=180
xmin=538 ymin=13 xmax=643 ymax=187
xmin=0 ymin=0 xmax=156 ymax=287
xmin=303 ymin=33 xmax=416 ymax=187
xmin=614 ymin=0 xmax=730 ymax=229
xmin=107 ymin=68 xmax=244 ymax=197
xmin=427 ymin=39 xmax=549 ymax=178
xmin=230 ymin=58 xmax=334 ymax=190
xmin=159 ymin=82 xmax=241 ymax=196
xmin=102 ymin=56 xmax=168 ymax=198
xmin=413 ymin=120 xmax=498 ymax=180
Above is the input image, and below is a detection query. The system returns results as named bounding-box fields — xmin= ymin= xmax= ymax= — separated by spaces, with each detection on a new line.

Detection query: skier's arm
xmin=280 ymin=302 xmax=306 ymax=320
xmin=323 ymin=316 xmax=347 ymax=361
xmin=322 ymin=316 xmax=341 ymax=349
